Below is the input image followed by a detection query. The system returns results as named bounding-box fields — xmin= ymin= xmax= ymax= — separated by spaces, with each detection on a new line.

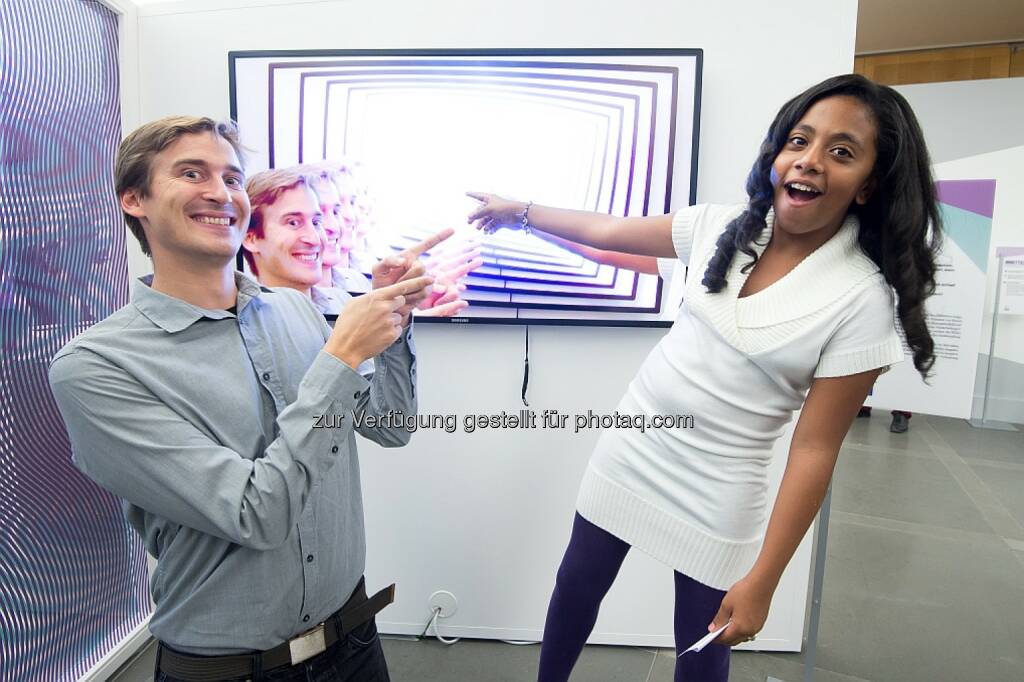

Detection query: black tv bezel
xmin=228 ymin=48 xmax=703 ymax=329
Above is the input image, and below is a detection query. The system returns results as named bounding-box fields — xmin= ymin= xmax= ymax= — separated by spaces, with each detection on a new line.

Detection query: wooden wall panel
xmin=855 ymin=45 xmax=1012 ymax=85
xmin=1011 ymin=46 xmax=1024 ymax=77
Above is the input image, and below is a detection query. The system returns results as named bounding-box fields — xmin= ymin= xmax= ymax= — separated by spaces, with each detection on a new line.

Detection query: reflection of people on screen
xmin=409 ymin=236 xmax=480 ymax=315
xmin=298 ymin=164 xmax=349 ymax=285
xmin=301 ymin=162 xmax=371 ymax=295
xmin=316 ymin=159 xmax=480 ymax=316
xmin=312 ymin=160 xmax=373 ymax=293
xmin=241 ymin=168 xmax=348 ymax=314
xmin=348 ymin=161 xmax=380 ymax=275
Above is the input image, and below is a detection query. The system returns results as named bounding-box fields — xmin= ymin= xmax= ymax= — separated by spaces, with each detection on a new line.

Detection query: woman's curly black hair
xmin=701 ymin=74 xmax=941 ymax=378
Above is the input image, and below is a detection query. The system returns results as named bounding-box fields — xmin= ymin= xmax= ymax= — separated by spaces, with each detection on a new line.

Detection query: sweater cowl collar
xmin=688 ymin=209 xmax=882 ymax=348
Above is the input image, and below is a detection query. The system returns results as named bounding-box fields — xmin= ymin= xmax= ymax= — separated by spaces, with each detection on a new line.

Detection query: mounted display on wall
xmin=229 ymin=49 xmax=702 ymax=326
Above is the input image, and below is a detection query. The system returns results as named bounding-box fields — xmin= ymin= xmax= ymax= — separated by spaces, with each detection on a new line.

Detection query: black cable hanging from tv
xmin=521 ymin=326 xmax=530 ymax=407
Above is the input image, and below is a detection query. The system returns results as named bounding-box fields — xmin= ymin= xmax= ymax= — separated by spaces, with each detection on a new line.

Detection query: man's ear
xmin=120 ymin=188 xmax=147 ymax=220
xmin=855 ymin=177 xmax=877 ymax=206
xmin=242 ymin=230 xmax=260 ymax=255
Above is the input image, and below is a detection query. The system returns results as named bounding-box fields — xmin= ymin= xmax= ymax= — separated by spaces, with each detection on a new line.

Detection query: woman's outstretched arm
xmin=466 ymin=192 xmax=677 ymax=259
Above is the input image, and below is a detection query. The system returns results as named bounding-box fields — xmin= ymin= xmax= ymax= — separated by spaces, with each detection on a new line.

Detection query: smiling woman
xmin=737 ymin=96 xmax=880 ymax=299
xmin=701 ymin=75 xmax=941 ymax=377
xmin=467 ymin=73 xmax=943 ymax=682
xmin=773 ymin=95 xmax=878 ymax=233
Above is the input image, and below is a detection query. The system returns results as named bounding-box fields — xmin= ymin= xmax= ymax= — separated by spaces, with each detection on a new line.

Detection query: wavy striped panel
xmin=0 ymin=2 xmax=150 ymax=680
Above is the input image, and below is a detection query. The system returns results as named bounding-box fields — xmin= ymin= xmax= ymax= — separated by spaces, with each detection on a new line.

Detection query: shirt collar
xmin=132 ymin=271 xmax=270 ymax=333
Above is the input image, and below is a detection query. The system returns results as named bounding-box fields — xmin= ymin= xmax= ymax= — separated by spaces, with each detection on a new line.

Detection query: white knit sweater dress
xmin=576 ymin=203 xmax=905 ymax=590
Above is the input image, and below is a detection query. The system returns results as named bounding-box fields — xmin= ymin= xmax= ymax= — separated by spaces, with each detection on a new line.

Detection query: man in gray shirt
xmin=48 ymin=116 xmax=440 ymax=681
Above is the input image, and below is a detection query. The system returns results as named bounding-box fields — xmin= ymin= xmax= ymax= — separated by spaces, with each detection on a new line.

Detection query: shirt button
xmin=353 ymin=391 xmax=360 ymax=399
xmin=303 ymin=614 xmax=310 ymax=623
xmin=262 ymin=372 xmax=270 ymax=381
xmin=306 ymin=554 xmax=314 ymax=563
xmin=331 ymin=446 xmax=339 ymax=454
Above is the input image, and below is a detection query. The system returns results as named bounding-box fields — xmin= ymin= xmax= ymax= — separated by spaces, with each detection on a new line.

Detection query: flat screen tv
xmin=229 ymin=49 xmax=702 ymax=326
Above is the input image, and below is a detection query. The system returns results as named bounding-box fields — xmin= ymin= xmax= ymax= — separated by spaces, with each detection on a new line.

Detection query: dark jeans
xmin=155 ymin=618 xmax=389 ymax=682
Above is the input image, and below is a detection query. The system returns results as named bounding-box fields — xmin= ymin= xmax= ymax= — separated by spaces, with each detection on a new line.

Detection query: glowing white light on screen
xmin=330 ymin=89 xmax=605 ymax=244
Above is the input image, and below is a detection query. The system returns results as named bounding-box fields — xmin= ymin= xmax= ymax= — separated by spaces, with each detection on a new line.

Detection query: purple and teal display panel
xmin=935 ymin=179 xmax=997 ymax=273
xmin=231 ymin=51 xmax=702 ymax=325
xmin=0 ymin=2 xmax=149 ymax=680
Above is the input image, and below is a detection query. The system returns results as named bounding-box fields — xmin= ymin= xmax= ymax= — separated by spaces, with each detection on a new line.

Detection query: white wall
xmin=896 ymin=79 xmax=1024 ymax=423
xmin=130 ymin=0 xmax=858 ymax=651
xmin=134 ymin=0 xmax=856 ymax=206
xmin=895 ymin=78 xmax=1024 ymax=165
xmin=97 ymin=0 xmax=153 ymax=281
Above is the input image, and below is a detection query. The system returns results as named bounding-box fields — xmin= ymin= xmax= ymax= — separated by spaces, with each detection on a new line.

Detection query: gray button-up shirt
xmin=48 ymin=273 xmax=416 ymax=655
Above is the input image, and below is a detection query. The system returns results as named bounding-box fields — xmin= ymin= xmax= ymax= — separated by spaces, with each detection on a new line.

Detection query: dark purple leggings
xmin=538 ymin=513 xmax=730 ymax=682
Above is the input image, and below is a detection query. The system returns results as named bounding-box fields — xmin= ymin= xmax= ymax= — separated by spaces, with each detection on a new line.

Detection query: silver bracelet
xmin=520 ymin=200 xmax=533 ymax=235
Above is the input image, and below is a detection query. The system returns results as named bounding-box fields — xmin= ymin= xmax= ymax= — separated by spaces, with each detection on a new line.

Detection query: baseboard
xmin=81 ymin=616 xmax=153 ymax=681
xmin=971 ymin=394 xmax=1024 ymax=425
xmin=378 ymin=622 xmax=796 ymax=652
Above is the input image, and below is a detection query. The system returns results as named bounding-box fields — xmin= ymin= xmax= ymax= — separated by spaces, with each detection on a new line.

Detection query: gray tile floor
xmin=113 ymin=415 xmax=1024 ymax=682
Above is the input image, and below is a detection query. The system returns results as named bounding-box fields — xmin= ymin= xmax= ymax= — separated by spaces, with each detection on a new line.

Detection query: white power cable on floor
xmin=418 ymin=607 xmax=538 ymax=648
xmin=426 ymin=607 xmax=460 ymax=645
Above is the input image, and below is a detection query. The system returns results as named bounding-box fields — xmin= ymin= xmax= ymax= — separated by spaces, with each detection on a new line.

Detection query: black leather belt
xmin=156 ymin=578 xmax=395 ymax=681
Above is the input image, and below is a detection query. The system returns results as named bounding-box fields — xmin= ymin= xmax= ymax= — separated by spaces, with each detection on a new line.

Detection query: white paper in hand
xmin=678 ymin=621 xmax=731 ymax=657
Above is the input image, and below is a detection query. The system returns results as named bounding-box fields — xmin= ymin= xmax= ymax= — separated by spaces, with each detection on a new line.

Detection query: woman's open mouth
xmin=784 ymin=182 xmax=823 ymax=206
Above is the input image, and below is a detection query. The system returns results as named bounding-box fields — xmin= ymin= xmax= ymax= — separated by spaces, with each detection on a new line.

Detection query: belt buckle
xmin=288 ymin=622 xmax=326 ymax=665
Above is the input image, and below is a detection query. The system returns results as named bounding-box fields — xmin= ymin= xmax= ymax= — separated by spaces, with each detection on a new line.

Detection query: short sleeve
xmin=669 ymin=205 xmax=701 ymax=267
xmin=668 ymin=203 xmax=747 ymax=271
xmin=815 ymin=278 xmax=906 ymax=378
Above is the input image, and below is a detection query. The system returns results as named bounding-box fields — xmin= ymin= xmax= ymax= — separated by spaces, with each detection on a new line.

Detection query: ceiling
xmin=127 ymin=0 xmax=1024 ymax=55
xmin=857 ymin=0 xmax=1024 ymax=53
